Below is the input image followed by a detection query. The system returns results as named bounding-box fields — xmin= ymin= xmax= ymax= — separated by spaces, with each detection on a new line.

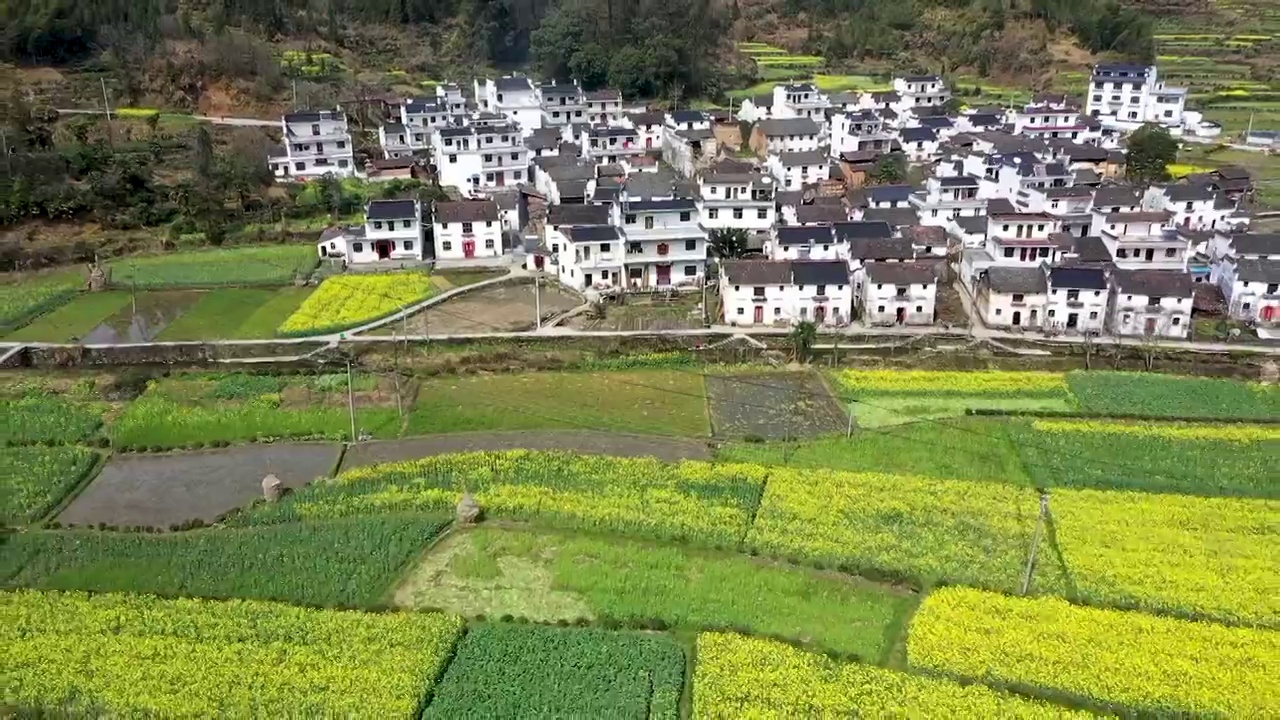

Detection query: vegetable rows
xmin=426 ymin=623 xmax=684 ymax=719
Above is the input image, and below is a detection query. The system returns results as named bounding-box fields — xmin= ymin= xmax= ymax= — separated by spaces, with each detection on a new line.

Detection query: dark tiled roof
xmin=670 ymin=110 xmax=708 ymax=123
xmin=626 ymin=199 xmax=697 ymax=212
xmin=861 ymin=208 xmax=919 ymax=228
xmin=901 ymin=225 xmax=945 ymax=247
xmin=1113 ymin=269 xmax=1194 ymax=297
xmin=723 ymin=260 xmax=791 ymax=284
xmin=776 ymin=150 xmax=829 ymax=166
xmin=1231 ymin=233 xmax=1280 ymax=256
xmin=848 ymin=237 xmax=915 ymax=261
xmin=434 ymin=200 xmax=498 ymax=223
xmin=1235 ymin=259 xmax=1280 ymax=283
xmin=1092 ymin=186 xmax=1145 ymax=208
xmin=985 ymin=266 xmax=1047 ymax=294
xmin=1049 ymin=266 xmax=1108 ymax=290
xmin=1071 ymin=236 xmax=1113 ymax=263
xmin=564 ymin=225 xmax=621 ymax=242
xmin=939 ymin=176 xmax=980 ymax=188
xmin=865 ymin=261 xmax=938 ymax=284
xmin=867 ymin=184 xmax=915 ymax=203
xmin=548 ymin=203 xmax=611 ymax=227
xmin=757 ymin=118 xmax=821 ymax=136
xmin=833 ymin=221 xmax=893 ymax=241
xmin=796 ymin=204 xmax=848 ymax=225
xmin=495 ymin=76 xmax=534 ymax=92
xmin=791 ymin=261 xmax=850 ymax=285
xmin=901 ymin=127 xmax=938 ymax=143
xmin=366 ymin=199 xmax=418 ymax=220
xmin=1164 ymin=184 xmax=1216 ymax=202
xmin=776 ymin=225 xmax=834 ymax=246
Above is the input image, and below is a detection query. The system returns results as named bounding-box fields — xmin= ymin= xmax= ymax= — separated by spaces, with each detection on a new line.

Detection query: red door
xmin=534 ymin=255 xmax=545 ymax=270
xmin=814 ymin=305 xmax=826 ymax=324
xmin=753 ymin=306 xmax=764 ymax=323
xmin=1144 ymin=317 xmax=1157 ymax=335
xmin=463 ymin=240 xmax=476 ymax=258
xmin=656 ymin=264 xmax=671 ymax=286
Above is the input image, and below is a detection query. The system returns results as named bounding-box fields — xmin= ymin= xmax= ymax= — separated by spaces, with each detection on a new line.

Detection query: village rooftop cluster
xmin=267 ymin=65 xmax=1279 ymax=339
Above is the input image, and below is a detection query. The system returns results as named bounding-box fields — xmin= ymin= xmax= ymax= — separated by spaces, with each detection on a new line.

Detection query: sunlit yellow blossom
xmin=834 ymin=369 xmax=1068 ymax=395
xmin=278 ymin=272 xmax=434 ymax=335
xmin=909 ymin=588 xmax=1280 ymax=716
xmin=693 ymin=632 xmax=1089 ymax=718
xmin=1033 ymin=418 xmax=1280 ymax=442
xmin=1 ymin=590 xmax=464 ymax=718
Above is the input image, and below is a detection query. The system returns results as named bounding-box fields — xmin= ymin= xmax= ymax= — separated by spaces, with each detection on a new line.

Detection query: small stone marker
xmin=1260 ymin=360 xmax=1278 ymax=386
xmin=87 ymin=262 xmax=110 ymax=292
xmin=262 ymin=474 xmax=283 ymax=503
xmin=456 ymin=491 xmax=481 ymax=524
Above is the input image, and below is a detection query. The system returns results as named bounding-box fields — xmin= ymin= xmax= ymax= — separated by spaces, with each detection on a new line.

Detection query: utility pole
xmin=1020 ymin=491 xmax=1051 ymax=595
xmin=1 ymin=129 xmax=10 ymax=175
xmin=846 ymin=402 xmax=855 ymax=438
xmin=534 ymin=273 xmax=542 ymax=330
xmin=346 ymin=357 xmax=357 ymax=443
xmin=292 ymin=79 xmax=299 ymax=108
xmin=101 ymin=77 xmax=114 ymax=147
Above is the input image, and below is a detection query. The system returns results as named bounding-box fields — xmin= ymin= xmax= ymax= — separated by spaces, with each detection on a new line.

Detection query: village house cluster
xmin=272 ymin=64 xmax=1277 ymax=338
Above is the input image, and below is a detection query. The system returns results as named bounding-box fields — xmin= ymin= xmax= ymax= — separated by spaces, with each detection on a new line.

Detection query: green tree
xmin=789 ymin=320 xmax=818 ymax=363
xmin=870 ymin=153 xmax=907 ymax=185
xmin=709 ymin=228 xmax=750 ymax=259
xmin=1124 ymin=124 xmax=1178 ymax=185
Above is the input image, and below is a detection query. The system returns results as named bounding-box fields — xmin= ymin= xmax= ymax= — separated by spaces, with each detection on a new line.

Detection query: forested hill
xmin=2 ymin=0 xmax=1156 ymax=103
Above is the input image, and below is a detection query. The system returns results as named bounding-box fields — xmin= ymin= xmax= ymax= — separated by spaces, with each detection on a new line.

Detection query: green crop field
xmin=0 ymin=365 xmax=1275 ymax=717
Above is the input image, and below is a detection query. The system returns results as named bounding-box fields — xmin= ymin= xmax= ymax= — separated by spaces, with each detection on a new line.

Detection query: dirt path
xmin=340 ymin=430 xmax=712 ymax=470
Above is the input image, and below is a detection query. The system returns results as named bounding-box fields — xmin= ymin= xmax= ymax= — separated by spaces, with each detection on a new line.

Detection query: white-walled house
xmin=900 ymin=126 xmax=940 ymax=163
xmin=769 ymin=83 xmax=831 ymax=121
xmin=625 ymin=112 xmax=666 ymax=152
xmin=750 ymin=118 xmax=823 ymax=155
xmin=558 ymin=225 xmax=624 ymax=291
xmin=432 ymin=123 xmax=530 ymax=194
xmin=720 ymin=260 xmax=852 ymax=326
xmin=539 ymin=81 xmax=586 ymax=127
xmin=766 ymin=150 xmax=830 ymax=191
xmin=270 ymin=110 xmax=356 ymax=179
xmin=859 ymin=261 xmax=939 ymax=325
xmin=1093 ymin=209 xmax=1187 ymax=270
xmin=616 ymin=194 xmax=707 ymax=290
xmin=1216 ymin=258 xmax=1280 ymax=324
xmin=892 ymin=75 xmax=951 ymax=109
xmin=1208 ymin=231 xmax=1280 ymax=273
xmin=766 ymin=225 xmax=841 ymax=261
xmin=985 ymin=212 xmax=1066 ymax=264
xmin=977 ymin=266 xmax=1049 ymax=329
xmin=1085 ymin=64 xmax=1187 ymax=131
xmin=475 ymin=76 xmax=542 ymax=134
xmin=830 ymin=110 xmax=896 ymax=156
xmin=1144 ymin=184 xmax=1246 ymax=233
xmin=432 ymin=200 xmax=503 ymax=260
xmin=1011 ymin=105 xmax=1096 ymax=143
xmin=698 ymin=171 xmax=775 ymax=240
xmin=316 ymin=199 xmax=425 ymax=265
xmin=910 ymin=175 xmax=985 ymax=227
xmin=1108 ymin=269 xmax=1193 ymax=338
xmin=585 ymin=89 xmax=624 ymax=125
xmin=1044 ymin=266 xmax=1109 ymax=334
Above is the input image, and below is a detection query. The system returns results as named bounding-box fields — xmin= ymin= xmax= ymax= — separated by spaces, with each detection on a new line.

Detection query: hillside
xmin=1 ymin=0 xmax=1164 ymax=116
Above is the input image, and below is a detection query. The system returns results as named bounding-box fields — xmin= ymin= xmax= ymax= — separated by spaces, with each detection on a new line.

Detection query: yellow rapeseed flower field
xmin=834 ymin=369 xmax=1068 ymax=395
xmin=2 ymin=589 xmax=464 ymax=718
xmin=278 ymin=272 xmax=435 ymax=335
xmin=745 ymin=467 xmax=1040 ymax=589
xmin=693 ymin=632 xmax=1090 ymax=718
xmin=259 ymin=450 xmax=771 ymax=546
xmin=1033 ymin=418 xmax=1280 ymax=443
xmin=1049 ymin=487 xmax=1279 ymax=626
xmin=909 ymin=588 xmax=1280 ymax=716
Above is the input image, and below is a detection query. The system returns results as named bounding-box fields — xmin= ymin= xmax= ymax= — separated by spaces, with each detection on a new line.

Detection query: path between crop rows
xmin=338 ymin=430 xmax=712 ymax=469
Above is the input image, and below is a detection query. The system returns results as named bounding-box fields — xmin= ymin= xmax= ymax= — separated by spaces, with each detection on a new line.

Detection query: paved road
xmin=56 ymin=109 xmax=277 ymax=127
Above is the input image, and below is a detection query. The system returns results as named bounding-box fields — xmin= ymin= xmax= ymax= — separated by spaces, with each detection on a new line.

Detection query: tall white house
xmin=431 ymin=123 xmax=530 ymax=194
xmin=720 ymin=259 xmax=852 ymax=326
xmin=1085 ymin=64 xmax=1187 ymax=130
xmin=270 ymin=109 xmax=356 ymax=179
xmin=698 ymin=170 xmax=776 ymax=241
xmin=892 ymin=75 xmax=951 ymax=109
xmin=616 ymin=192 xmax=707 ymax=290
xmin=475 ymin=76 xmax=542 ymax=134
